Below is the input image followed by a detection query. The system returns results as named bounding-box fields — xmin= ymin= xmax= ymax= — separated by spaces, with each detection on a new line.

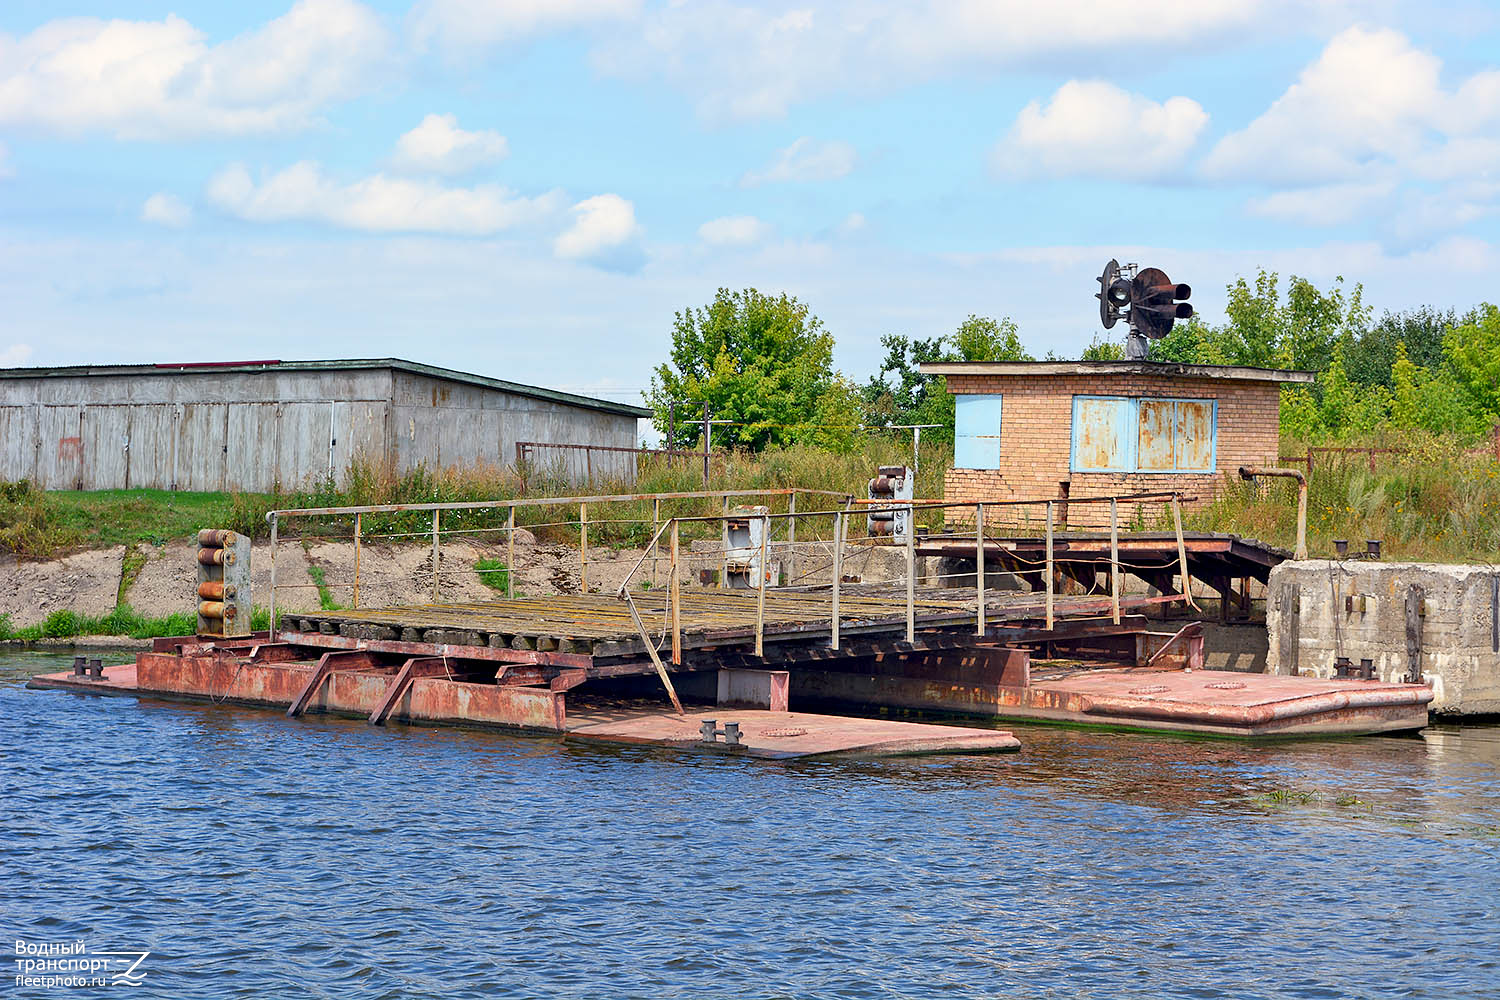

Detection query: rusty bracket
xmin=1145 ymin=621 xmax=1205 ymax=671
xmin=288 ymin=649 xmax=378 ymax=718
xmin=368 ymin=656 xmax=449 ymax=726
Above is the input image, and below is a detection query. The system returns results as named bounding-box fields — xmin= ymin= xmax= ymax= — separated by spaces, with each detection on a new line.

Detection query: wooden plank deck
xmin=282 ymin=586 xmax=1170 ymax=660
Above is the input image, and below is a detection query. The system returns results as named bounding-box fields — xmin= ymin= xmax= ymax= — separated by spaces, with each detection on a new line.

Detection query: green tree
xmin=1147 ymin=318 xmax=1221 ymax=364
xmin=1080 ymin=334 xmax=1126 ymax=360
xmin=1444 ymin=303 xmax=1500 ymax=425
xmin=860 ymin=315 xmax=1031 ymax=441
xmin=647 ymin=288 xmax=839 ymax=451
xmin=1211 ymin=270 xmax=1368 ymax=372
xmin=1346 ymin=306 xmax=1455 ymax=387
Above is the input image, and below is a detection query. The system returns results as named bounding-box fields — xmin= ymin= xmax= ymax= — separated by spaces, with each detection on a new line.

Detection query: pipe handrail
xmin=265 ymin=486 xmax=852 ymax=521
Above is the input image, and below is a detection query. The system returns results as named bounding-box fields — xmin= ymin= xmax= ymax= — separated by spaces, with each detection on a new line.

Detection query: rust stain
xmin=1176 ymin=400 xmax=1213 ymax=471
xmin=58 ymin=436 xmax=83 ymax=461
xmin=1074 ymin=398 xmax=1126 ymax=470
xmin=1137 ymin=399 xmax=1174 ymax=470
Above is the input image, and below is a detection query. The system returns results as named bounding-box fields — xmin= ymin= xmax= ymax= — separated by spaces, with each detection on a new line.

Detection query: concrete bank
xmin=1267 ymin=560 xmax=1500 ymax=715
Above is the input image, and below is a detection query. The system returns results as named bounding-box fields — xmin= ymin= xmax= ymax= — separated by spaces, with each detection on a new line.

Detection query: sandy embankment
xmin=0 ymin=529 xmax=918 ymax=629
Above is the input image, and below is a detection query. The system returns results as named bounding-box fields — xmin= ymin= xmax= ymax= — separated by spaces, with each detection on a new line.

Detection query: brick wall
xmin=942 ymin=373 xmax=1283 ymax=529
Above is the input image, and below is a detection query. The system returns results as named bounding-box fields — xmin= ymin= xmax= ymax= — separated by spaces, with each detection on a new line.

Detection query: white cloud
xmin=1202 ymin=26 xmax=1500 ymax=238
xmin=391 ymin=113 xmax=509 ymax=175
xmin=697 ymin=215 xmax=773 ymax=246
xmin=592 ymin=0 xmax=1272 ymax=120
xmin=554 ymin=193 xmax=645 ymax=272
xmin=411 ymin=0 xmax=639 ymax=53
xmin=836 ymin=212 xmax=866 ymax=235
xmin=0 ymin=343 xmax=33 ymax=366
xmin=739 ymin=137 xmax=857 ymax=187
xmin=1204 ymin=27 xmax=1500 ymax=184
xmin=1245 ymin=181 xmax=1395 ymax=227
xmin=0 ymin=0 xmax=391 ymax=139
xmin=207 ymin=161 xmax=562 ymax=235
xmin=992 ymin=80 xmax=1207 ymax=181
xmin=140 ymin=193 xmax=192 ymax=228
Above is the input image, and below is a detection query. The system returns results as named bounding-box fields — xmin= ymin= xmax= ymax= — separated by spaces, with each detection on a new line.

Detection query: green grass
xmin=0 ymin=605 xmax=278 ymax=641
xmin=3 ymin=430 xmax=1497 ymax=564
xmin=474 ymin=557 xmax=510 ymax=593
xmin=41 ymin=488 xmax=280 ymax=553
xmin=117 ymin=545 xmax=147 ymax=604
xmin=306 ymin=565 xmax=343 ymax=611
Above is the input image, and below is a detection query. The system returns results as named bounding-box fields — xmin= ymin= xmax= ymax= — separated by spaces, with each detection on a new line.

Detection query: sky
xmin=2 ymin=0 xmax=1499 ymax=409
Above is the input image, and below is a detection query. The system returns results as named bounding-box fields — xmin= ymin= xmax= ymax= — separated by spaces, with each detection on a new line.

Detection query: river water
xmin=3 ymin=647 xmax=1497 ymax=999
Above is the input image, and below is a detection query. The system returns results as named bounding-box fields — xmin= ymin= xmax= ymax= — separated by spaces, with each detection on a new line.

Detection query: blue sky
xmin=3 ymin=0 xmax=1499 ymax=408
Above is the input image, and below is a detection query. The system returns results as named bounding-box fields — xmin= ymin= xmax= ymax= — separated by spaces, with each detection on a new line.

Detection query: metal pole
xmin=1044 ymin=501 xmax=1054 ymax=632
xmin=702 ymin=401 xmax=710 ymax=488
xmin=431 ymin=508 xmax=440 ymax=603
xmin=720 ymin=495 xmax=730 ymax=588
xmin=831 ymin=510 xmax=844 ymax=650
xmin=668 ymin=402 xmax=676 ymax=467
xmin=1110 ymin=497 xmax=1121 ymax=625
xmin=580 ymin=501 xmax=588 ymax=593
xmin=670 ymin=520 xmax=682 ymax=665
xmin=507 ymin=505 xmax=516 ymax=599
xmin=975 ymin=503 xmax=985 ymax=636
xmin=1172 ymin=496 xmax=1193 ymax=609
xmin=353 ymin=511 xmax=362 ymax=609
xmin=268 ymin=513 xmax=278 ymax=639
xmin=651 ymin=497 xmax=661 ymax=588
xmin=905 ymin=501 xmax=916 ymax=642
xmin=755 ymin=514 xmax=768 ymax=657
xmin=913 ymin=426 xmax=920 ymax=477
xmin=787 ymin=492 xmax=798 ymax=585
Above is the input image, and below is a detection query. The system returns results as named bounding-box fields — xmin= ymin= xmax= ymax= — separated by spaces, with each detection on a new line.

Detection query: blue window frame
xmin=954 ymin=394 xmax=1003 ymax=469
xmin=1070 ymin=396 xmax=1217 ymax=473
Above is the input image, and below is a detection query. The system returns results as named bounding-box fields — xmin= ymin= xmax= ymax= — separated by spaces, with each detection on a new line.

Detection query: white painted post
xmin=720 ymin=495 xmax=730 ymax=588
xmin=831 ymin=510 xmax=844 ymax=650
xmin=268 ymin=513 xmax=278 ymax=639
xmin=507 ymin=505 xmax=516 ymax=600
xmin=787 ymin=492 xmax=798 ymax=585
xmin=651 ymin=497 xmax=661 ymax=589
xmin=580 ymin=501 xmax=588 ymax=594
xmin=905 ymin=502 xmax=916 ymax=642
xmin=1110 ymin=497 xmax=1121 ymax=625
xmin=353 ymin=512 xmax=362 ymax=609
xmin=755 ymin=514 xmax=768 ymax=657
xmin=431 ymin=508 xmax=441 ymax=603
xmin=975 ymin=503 xmax=985 ymax=636
xmin=1045 ymin=501 xmax=1055 ymax=632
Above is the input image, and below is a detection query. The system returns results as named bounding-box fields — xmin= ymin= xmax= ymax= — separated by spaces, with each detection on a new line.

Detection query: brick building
xmin=920 ymin=360 xmax=1314 ymax=528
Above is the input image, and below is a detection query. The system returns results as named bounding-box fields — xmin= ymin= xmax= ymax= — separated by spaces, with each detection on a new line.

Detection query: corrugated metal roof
xmin=919 ymin=360 xmax=1315 ymax=383
xmin=0 ymin=357 xmax=651 ymax=417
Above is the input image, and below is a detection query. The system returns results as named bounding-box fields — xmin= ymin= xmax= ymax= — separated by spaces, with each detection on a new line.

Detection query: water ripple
xmin=3 ymin=649 xmax=1498 ymax=999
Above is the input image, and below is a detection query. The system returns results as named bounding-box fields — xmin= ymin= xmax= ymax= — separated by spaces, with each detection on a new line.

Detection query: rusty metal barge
xmin=29 ymin=488 xmax=1433 ymax=748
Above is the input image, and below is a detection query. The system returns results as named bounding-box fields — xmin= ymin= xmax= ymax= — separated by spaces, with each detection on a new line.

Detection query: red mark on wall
xmin=58 ymin=436 xmax=84 ymax=461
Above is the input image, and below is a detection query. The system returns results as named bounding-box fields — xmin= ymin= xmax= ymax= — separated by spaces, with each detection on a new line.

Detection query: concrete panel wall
xmin=1267 ymin=560 xmax=1500 ymax=716
xmin=0 ymin=367 xmax=639 ymax=491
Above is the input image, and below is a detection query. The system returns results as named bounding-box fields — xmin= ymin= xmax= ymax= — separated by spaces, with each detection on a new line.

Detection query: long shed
xmin=0 ymin=359 xmax=649 ymax=492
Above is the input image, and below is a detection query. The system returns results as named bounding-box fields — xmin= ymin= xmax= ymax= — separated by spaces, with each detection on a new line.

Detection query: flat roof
xmin=919 ymin=360 xmax=1315 ymax=384
xmin=0 ymin=358 xmax=651 ymax=418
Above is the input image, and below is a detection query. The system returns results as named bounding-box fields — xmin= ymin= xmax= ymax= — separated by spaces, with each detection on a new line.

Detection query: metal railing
xmin=609 ymin=491 xmax=1199 ymax=711
xmin=263 ymin=486 xmax=854 ymax=635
